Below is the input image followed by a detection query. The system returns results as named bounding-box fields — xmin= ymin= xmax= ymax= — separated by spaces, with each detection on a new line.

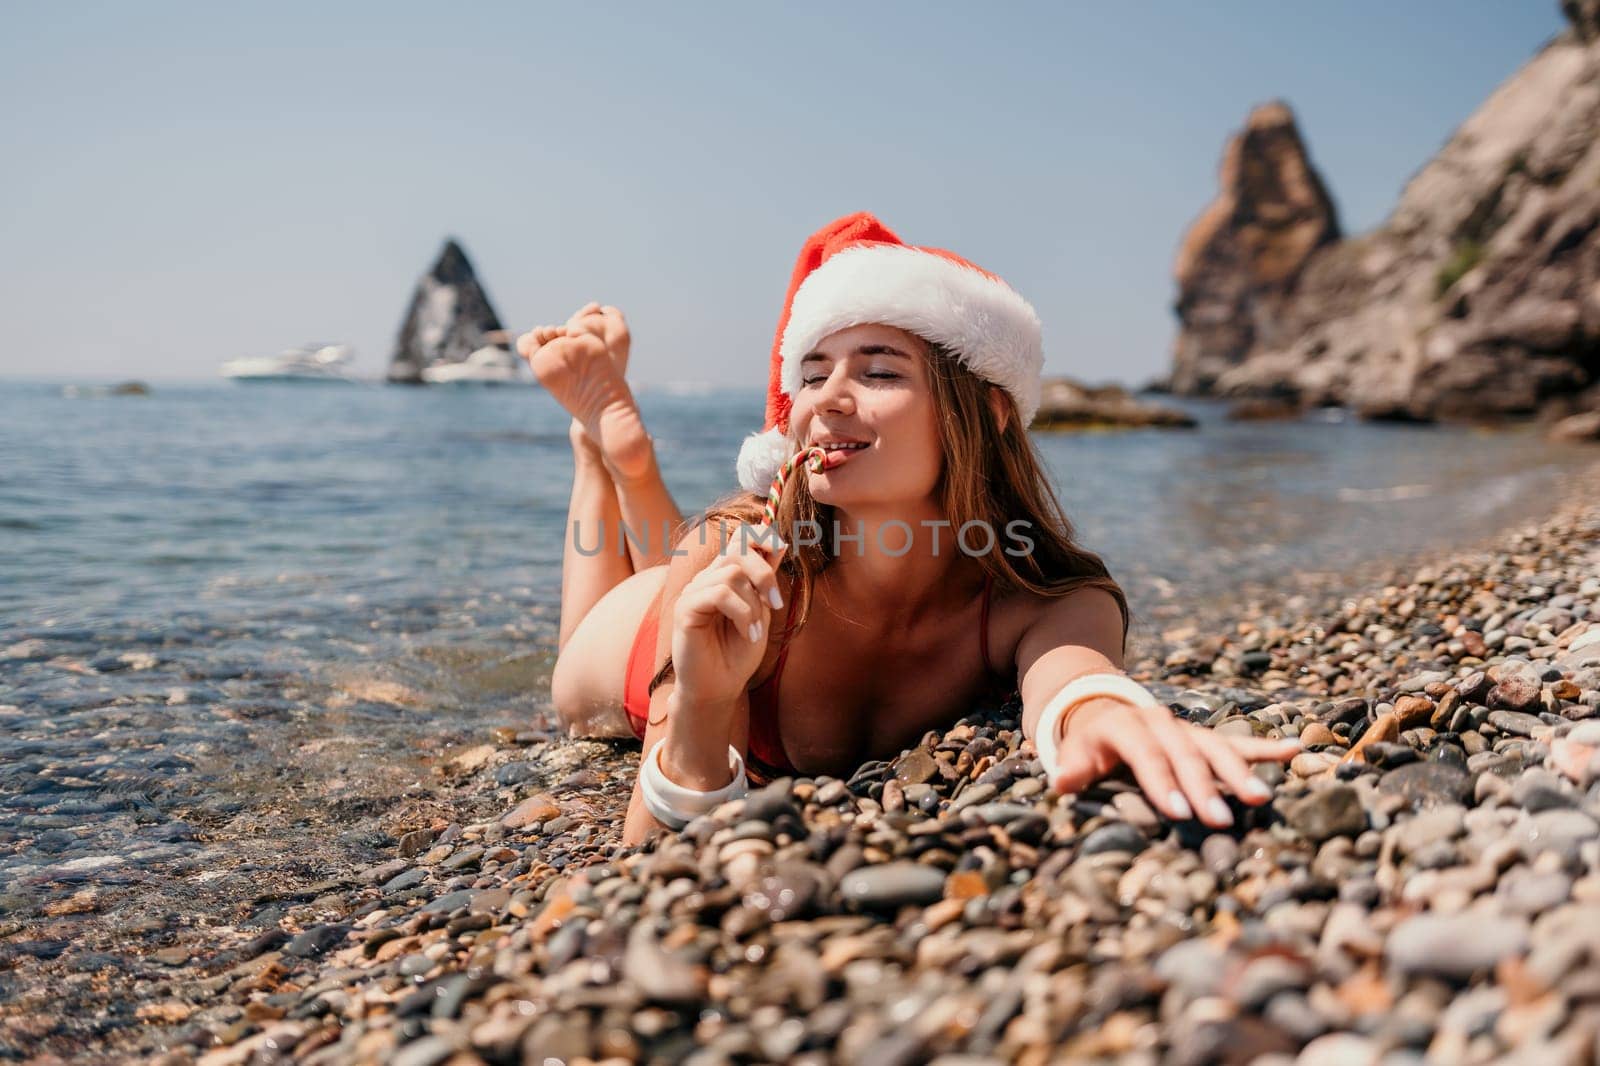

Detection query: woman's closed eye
xmin=801 ymin=371 xmax=900 ymax=386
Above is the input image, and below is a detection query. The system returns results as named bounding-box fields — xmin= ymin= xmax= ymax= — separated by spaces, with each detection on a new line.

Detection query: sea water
xmin=0 ymin=380 xmax=1592 ymax=929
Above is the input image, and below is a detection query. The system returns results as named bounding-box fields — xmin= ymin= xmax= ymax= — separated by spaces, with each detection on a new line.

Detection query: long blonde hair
xmin=650 ymin=342 xmax=1129 ymax=696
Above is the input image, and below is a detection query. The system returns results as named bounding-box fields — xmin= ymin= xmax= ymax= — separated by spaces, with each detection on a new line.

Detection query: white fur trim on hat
xmin=778 ymin=244 xmax=1044 ymax=426
xmin=735 ymin=425 xmax=791 ymax=493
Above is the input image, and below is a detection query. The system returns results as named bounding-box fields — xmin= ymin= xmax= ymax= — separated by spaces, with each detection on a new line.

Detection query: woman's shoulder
xmin=987 ymin=578 xmax=1125 ymax=668
xmin=993 ymin=578 xmax=1122 ymax=625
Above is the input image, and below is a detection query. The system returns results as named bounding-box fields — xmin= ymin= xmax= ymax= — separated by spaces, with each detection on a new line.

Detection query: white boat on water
xmin=221 ymin=343 xmax=356 ymax=383
xmin=421 ymin=346 xmax=522 ymax=386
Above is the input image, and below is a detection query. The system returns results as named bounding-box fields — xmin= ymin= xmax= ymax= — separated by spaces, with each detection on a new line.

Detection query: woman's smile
xmin=809 ymin=434 xmax=873 ymax=470
xmin=815 ymin=443 xmax=867 ymax=468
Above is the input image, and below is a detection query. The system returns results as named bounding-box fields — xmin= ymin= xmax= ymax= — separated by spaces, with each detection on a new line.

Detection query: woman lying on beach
xmin=523 ymin=212 xmax=1300 ymax=846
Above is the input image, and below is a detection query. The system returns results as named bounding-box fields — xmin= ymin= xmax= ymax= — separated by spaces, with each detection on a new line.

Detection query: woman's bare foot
xmin=519 ymin=308 xmax=653 ymax=483
xmin=566 ymin=303 xmax=632 ymax=379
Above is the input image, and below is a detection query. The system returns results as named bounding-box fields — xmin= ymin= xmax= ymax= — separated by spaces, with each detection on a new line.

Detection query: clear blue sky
xmin=0 ymin=2 xmax=1566 ymax=386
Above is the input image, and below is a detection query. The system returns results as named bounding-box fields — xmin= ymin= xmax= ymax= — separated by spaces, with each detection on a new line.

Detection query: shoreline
xmin=2 ymin=459 xmax=1598 ymax=1062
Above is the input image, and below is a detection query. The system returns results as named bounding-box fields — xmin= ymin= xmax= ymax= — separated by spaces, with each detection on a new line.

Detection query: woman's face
xmin=789 ymin=323 xmax=942 ymax=508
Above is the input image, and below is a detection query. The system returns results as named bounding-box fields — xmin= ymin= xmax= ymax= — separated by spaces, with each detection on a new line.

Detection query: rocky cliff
xmin=1169 ymin=102 xmax=1342 ymax=395
xmin=388 ymin=239 xmax=507 ymax=384
xmin=1169 ymin=3 xmax=1600 ymax=422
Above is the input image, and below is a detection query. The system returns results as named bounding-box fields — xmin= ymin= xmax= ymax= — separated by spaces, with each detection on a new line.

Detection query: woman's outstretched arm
xmin=1015 ymin=586 xmax=1300 ymax=828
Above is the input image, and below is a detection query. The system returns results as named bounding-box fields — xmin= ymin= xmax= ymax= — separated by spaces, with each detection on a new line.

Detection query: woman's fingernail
xmin=1207 ymin=798 xmax=1234 ymax=825
xmin=1167 ymin=790 xmax=1193 ymax=820
xmin=748 ymin=622 xmax=762 ymax=643
xmin=1242 ymin=778 xmax=1273 ymax=801
xmin=767 ymin=587 xmax=783 ymax=610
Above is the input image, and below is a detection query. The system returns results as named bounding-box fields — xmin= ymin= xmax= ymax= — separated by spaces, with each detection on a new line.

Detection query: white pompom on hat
xmin=735 ymin=211 xmax=1045 ymax=493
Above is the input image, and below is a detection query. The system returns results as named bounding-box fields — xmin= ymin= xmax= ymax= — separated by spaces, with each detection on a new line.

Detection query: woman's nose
xmin=814 ymin=365 xmax=855 ymax=413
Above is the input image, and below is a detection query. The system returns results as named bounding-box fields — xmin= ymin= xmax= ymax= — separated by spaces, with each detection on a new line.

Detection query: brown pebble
xmin=135 ymin=1001 xmax=193 ymax=1025
xmin=893 ymin=748 xmax=938 ymax=786
xmin=1291 ymin=751 xmax=1340 ymax=777
xmin=1343 ymin=713 xmax=1399 ymax=763
xmin=1430 ymin=688 xmax=1461 ymax=729
xmin=945 ymin=871 xmax=988 ymax=901
xmin=1299 ymin=723 xmax=1338 ymax=747
xmin=243 ymin=1001 xmax=286 ymax=1022
xmin=1394 ymin=695 xmax=1434 ymax=730
xmin=502 ymin=794 xmax=562 ymax=830
xmin=530 ymin=885 xmax=576 ymax=942
xmin=373 ymin=935 xmax=419 ymax=963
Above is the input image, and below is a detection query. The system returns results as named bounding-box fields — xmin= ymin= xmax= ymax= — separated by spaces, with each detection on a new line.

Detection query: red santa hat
xmin=736 ymin=211 xmax=1045 ymax=493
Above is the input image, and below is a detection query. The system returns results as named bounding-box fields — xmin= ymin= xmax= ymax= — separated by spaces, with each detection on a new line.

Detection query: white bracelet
xmin=1034 ymin=673 xmax=1161 ymax=778
xmin=638 ymin=739 xmax=749 ymax=830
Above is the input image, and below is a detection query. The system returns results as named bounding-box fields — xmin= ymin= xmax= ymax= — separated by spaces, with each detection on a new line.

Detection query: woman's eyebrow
xmin=801 ymin=344 xmax=913 ymax=365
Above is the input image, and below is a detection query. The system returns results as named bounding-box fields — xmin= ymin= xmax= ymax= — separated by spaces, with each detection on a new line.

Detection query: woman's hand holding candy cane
xmin=669 ymin=447 xmax=833 ymax=706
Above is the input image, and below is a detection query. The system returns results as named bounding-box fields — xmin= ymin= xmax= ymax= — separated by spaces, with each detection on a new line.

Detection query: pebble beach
xmin=6 ymin=456 xmax=1597 ymax=1065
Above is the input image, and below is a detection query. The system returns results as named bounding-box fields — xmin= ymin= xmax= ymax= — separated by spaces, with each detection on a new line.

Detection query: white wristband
xmin=638 ymin=739 xmax=749 ymax=830
xmin=1034 ymin=672 xmax=1161 ymax=778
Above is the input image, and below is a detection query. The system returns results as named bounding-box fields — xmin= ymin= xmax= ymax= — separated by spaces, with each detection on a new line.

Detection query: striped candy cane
xmin=760 ymin=446 xmax=831 ymax=527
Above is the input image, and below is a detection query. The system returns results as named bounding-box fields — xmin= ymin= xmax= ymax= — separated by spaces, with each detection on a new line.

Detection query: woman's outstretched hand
xmin=670 ymin=523 xmax=788 ymax=706
xmin=1048 ymin=699 xmax=1302 ymax=828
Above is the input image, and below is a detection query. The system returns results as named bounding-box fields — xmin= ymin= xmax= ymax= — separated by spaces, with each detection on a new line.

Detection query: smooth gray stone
xmin=390 ymin=1035 xmax=456 ymax=1066
xmin=1512 ymin=769 xmax=1575 ymax=811
xmin=1378 ymin=761 xmax=1473 ymax=808
xmin=1392 ymin=805 xmax=1464 ymax=856
xmin=1154 ymin=938 xmax=1228 ymax=998
xmin=839 ymin=863 xmax=947 ymax=910
xmin=383 ymin=868 xmax=427 ymax=894
xmin=1497 ymin=869 xmax=1573 ymax=915
xmin=1233 ymin=955 xmax=1311 ymax=1010
xmin=1283 ymin=785 xmax=1367 ymax=843
xmin=283 ymin=924 xmax=349 ymax=959
xmin=1519 ymin=809 xmax=1599 ymax=860
xmin=359 ymin=858 xmax=409 ymax=885
xmin=421 ymin=889 xmax=476 ymax=913
xmin=398 ymin=953 xmax=434 ymax=977
xmin=1079 ymin=821 xmax=1149 ymax=857
xmin=1387 ymin=913 xmax=1529 ymax=979
xmin=1489 ymin=710 xmax=1544 ymax=737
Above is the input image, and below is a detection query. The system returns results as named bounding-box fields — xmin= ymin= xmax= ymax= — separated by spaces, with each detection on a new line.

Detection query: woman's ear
xmin=987 ymin=386 xmax=1011 ymax=434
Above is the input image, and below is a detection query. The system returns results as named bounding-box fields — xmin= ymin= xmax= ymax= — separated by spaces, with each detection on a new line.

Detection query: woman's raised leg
xmin=548 ymin=404 xmax=674 ymax=736
xmin=523 ymin=305 xmax=685 ymax=645
xmin=546 ymin=407 xmax=671 ymax=739
xmin=557 ymin=418 xmax=634 ymax=654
